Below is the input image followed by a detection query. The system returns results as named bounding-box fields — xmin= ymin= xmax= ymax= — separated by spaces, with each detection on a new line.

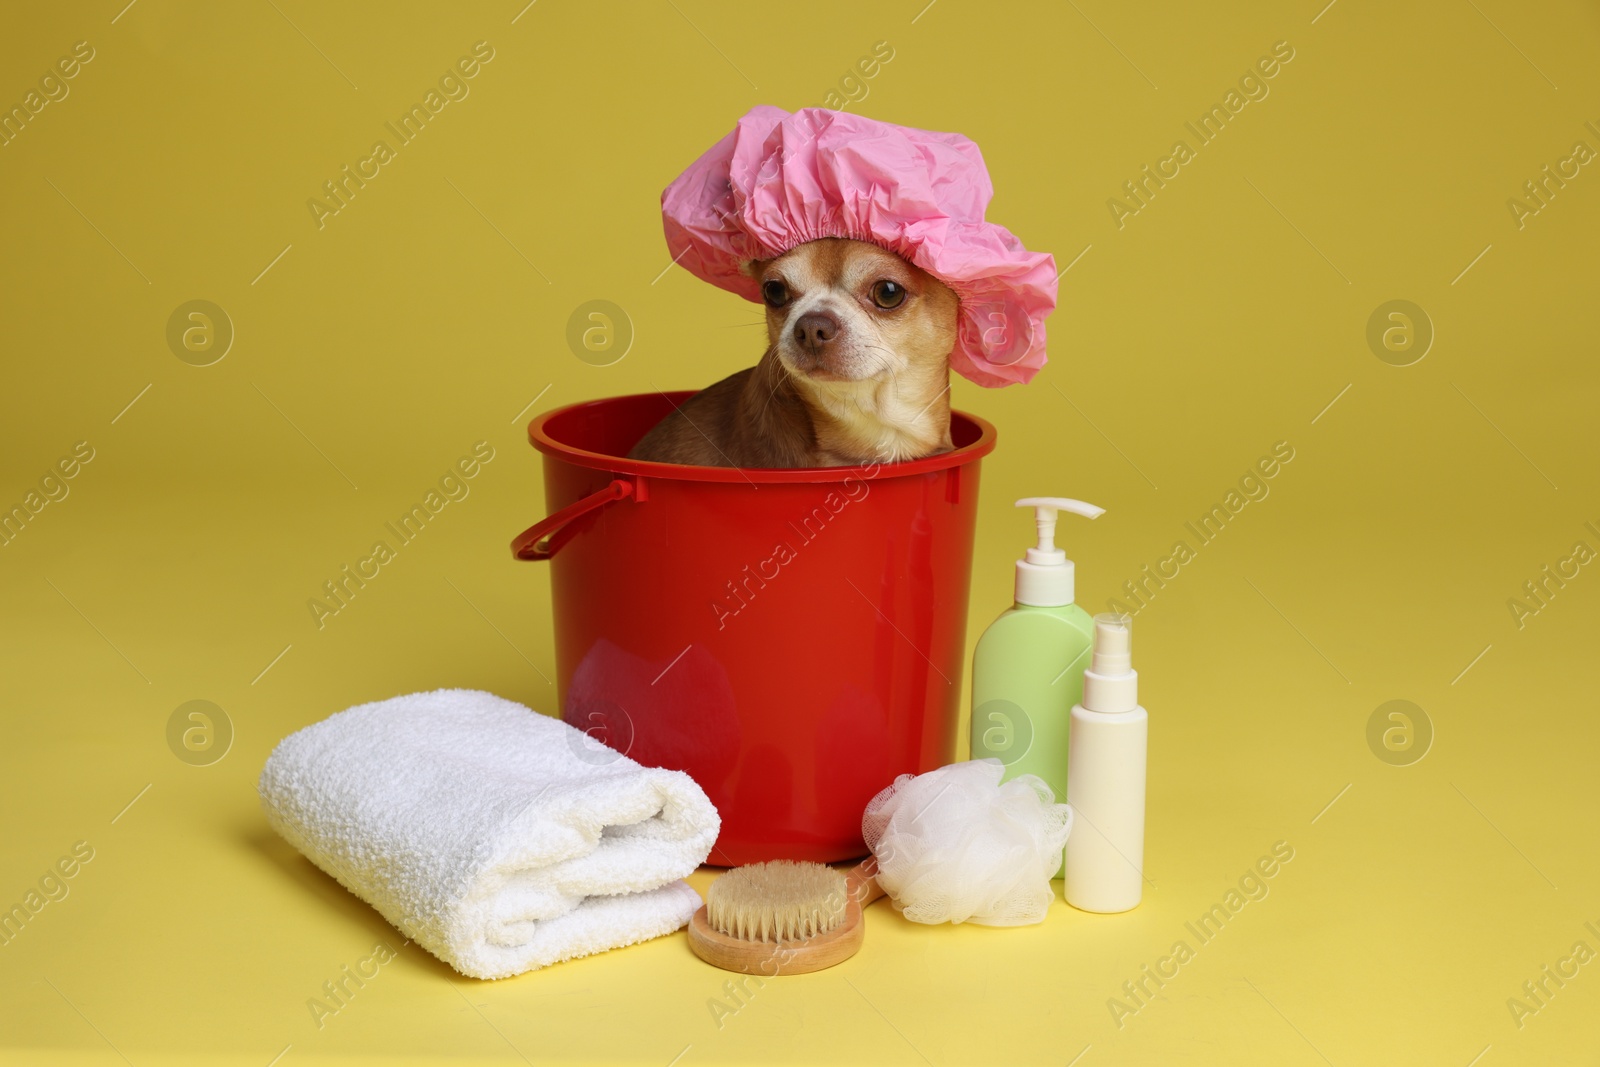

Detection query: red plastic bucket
xmin=511 ymin=392 xmax=996 ymax=865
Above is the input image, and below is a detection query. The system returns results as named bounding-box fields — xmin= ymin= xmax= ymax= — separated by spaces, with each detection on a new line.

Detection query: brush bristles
xmin=706 ymin=860 xmax=849 ymax=943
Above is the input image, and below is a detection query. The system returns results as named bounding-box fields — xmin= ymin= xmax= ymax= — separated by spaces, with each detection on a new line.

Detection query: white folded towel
xmin=258 ymin=688 xmax=719 ymax=979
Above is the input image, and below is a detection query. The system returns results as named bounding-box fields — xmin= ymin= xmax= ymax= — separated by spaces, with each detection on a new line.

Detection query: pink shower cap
xmin=661 ymin=106 xmax=1057 ymax=388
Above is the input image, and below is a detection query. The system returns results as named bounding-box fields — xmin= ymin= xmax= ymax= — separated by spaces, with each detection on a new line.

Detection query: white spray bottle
xmin=1064 ymin=612 xmax=1147 ymax=912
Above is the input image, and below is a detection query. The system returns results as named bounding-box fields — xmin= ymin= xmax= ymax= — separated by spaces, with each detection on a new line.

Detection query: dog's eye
xmin=871 ymin=280 xmax=906 ymax=309
xmin=761 ymin=280 xmax=789 ymax=307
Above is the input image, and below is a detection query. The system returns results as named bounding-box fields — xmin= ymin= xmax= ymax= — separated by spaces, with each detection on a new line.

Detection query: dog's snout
xmin=792 ymin=310 xmax=842 ymax=355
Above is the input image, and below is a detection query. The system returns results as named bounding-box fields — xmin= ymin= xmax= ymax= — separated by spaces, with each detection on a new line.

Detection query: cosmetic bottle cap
xmin=1013 ymin=497 xmax=1104 ymax=606
xmin=1083 ymin=612 xmax=1138 ymax=713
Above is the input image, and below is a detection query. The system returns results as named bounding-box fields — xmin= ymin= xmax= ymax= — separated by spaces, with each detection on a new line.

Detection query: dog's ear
xmin=740 ymin=257 xmax=770 ymax=279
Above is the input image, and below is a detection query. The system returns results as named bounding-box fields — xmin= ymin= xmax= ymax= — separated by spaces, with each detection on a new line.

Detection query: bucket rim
xmin=528 ymin=391 xmax=996 ymax=483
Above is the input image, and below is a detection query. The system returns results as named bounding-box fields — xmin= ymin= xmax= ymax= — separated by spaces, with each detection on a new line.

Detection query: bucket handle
xmin=511 ymin=478 xmax=635 ymax=561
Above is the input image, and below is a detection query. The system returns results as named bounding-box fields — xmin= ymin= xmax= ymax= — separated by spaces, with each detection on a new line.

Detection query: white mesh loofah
xmin=861 ymin=759 xmax=1073 ymax=926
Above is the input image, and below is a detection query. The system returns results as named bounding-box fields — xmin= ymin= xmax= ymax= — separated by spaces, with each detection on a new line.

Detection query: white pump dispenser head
xmin=1012 ymin=497 xmax=1105 ymax=607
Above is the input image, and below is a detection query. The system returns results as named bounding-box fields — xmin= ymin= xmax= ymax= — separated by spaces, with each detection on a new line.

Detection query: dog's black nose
xmin=793 ymin=311 xmax=842 ymax=355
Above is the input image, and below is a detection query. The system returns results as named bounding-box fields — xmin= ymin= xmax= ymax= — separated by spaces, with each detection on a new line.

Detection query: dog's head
xmin=748 ymin=238 xmax=959 ymax=387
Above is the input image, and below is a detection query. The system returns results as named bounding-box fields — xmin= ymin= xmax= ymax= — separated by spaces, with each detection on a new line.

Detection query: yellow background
xmin=3 ymin=0 xmax=1598 ymax=1063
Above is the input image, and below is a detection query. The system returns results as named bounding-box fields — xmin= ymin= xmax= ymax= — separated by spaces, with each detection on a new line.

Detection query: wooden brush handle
xmin=847 ymin=857 xmax=885 ymax=907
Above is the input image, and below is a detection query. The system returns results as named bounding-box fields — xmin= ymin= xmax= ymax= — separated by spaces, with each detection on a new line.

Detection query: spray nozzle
xmin=1014 ymin=498 xmax=1104 ymax=566
xmin=1090 ymin=613 xmax=1133 ymax=674
xmin=1083 ymin=612 xmax=1138 ymax=713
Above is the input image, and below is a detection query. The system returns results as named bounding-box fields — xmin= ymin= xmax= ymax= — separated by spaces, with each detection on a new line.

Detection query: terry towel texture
xmin=258 ymin=688 xmax=720 ymax=979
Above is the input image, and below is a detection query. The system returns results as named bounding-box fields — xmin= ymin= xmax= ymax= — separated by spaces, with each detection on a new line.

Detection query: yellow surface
xmin=2 ymin=1 xmax=1598 ymax=1063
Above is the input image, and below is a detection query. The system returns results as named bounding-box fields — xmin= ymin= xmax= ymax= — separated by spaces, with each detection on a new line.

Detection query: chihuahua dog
xmin=628 ymin=238 xmax=959 ymax=468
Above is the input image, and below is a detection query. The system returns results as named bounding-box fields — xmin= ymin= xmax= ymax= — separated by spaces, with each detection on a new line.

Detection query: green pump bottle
xmin=969 ymin=497 xmax=1105 ymax=877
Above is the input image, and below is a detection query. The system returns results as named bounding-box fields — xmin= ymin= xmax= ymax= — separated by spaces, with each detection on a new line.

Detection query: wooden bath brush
xmin=687 ymin=857 xmax=885 ymax=975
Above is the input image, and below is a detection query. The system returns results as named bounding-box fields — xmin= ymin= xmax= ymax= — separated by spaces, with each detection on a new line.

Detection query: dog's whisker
xmin=757 ymin=349 xmax=793 ymax=424
xmin=856 ymin=343 xmax=901 ymax=381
